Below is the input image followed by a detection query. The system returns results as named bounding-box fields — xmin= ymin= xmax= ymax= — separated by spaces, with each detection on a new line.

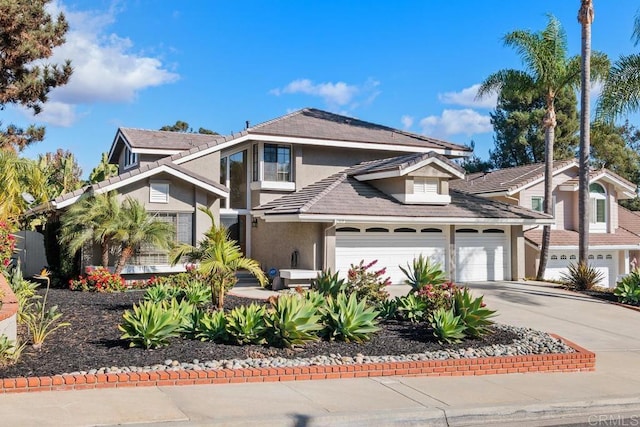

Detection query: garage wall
xmin=252 ymin=221 xmax=325 ymax=272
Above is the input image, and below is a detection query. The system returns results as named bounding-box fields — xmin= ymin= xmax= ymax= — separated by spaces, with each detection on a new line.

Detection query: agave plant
xmin=266 ymin=294 xmax=323 ymax=348
xmin=312 ymin=269 xmax=348 ymax=298
xmin=197 ymin=310 xmax=229 ymax=342
xmin=144 ymin=283 xmax=178 ymax=303
xmin=118 ymin=300 xmax=182 ymax=349
xmin=614 ymin=270 xmax=640 ymax=305
xmin=178 ymin=279 xmax=212 ymax=306
xmin=430 ymin=307 xmax=466 ymax=344
xmin=226 ymin=303 xmax=268 ymax=345
xmin=453 ymin=288 xmax=496 ymax=338
xmin=560 ymin=261 xmax=604 ymax=291
xmin=321 ymin=292 xmax=380 ymax=343
xmin=162 ymin=297 xmax=196 ymax=333
xmin=399 ymin=255 xmax=447 ymax=294
xmin=376 ymin=297 xmax=399 ymax=320
xmin=396 ymin=294 xmax=428 ymax=323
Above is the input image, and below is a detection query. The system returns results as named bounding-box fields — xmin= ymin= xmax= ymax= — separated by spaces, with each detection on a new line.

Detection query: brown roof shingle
xmin=525 ymin=228 xmax=640 ymax=248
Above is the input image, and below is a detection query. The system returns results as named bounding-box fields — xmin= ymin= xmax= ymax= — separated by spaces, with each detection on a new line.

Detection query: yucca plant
xmin=312 ymin=269 xmax=347 ymax=298
xmin=430 ymin=307 xmax=466 ymax=344
xmin=614 ymin=270 xmax=640 ymax=305
xmin=321 ymin=292 xmax=380 ymax=343
xmin=396 ymin=294 xmax=428 ymax=323
xmin=118 ymin=300 xmax=182 ymax=349
xmin=560 ymin=261 xmax=604 ymax=291
xmin=266 ymin=294 xmax=323 ymax=348
xmin=399 ymin=255 xmax=447 ymax=294
xmin=197 ymin=310 xmax=229 ymax=342
xmin=453 ymin=288 xmax=496 ymax=338
xmin=226 ymin=303 xmax=268 ymax=345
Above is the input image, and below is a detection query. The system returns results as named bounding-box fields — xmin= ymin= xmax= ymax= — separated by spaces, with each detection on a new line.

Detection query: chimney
xmin=245 ymin=120 xmax=250 ymax=130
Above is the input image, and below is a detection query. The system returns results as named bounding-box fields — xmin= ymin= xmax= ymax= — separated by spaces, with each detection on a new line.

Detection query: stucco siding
xmin=251 ymin=221 xmax=325 ymax=271
xmin=180 ymin=151 xmax=221 ymax=183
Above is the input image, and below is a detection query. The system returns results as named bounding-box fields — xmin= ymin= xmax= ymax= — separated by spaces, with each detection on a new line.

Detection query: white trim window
xmin=150 ymin=181 xmax=169 ymax=203
xmin=589 ymin=183 xmax=606 ymax=232
xmin=413 ymin=177 xmax=439 ymax=195
xmin=531 ymin=196 xmax=543 ymax=212
xmin=124 ymin=146 xmax=138 ymax=169
xmin=263 ymin=144 xmax=291 ymax=182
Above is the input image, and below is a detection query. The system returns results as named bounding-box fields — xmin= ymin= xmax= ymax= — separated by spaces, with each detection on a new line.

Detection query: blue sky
xmin=6 ymin=1 xmax=640 ymax=177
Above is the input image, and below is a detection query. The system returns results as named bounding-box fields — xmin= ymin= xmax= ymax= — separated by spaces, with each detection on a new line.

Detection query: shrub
xmin=396 ymin=294 xmax=428 ymax=323
xmin=376 ymin=297 xmax=399 ymax=320
xmin=162 ymin=297 xmax=197 ymax=333
xmin=0 ymin=221 xmax=16 ymax=274
xmin=302 ymin=290 xmax=327 ymax=311
xmin=560 ymin=262 xmax=604 ymax=291
xmin=69 ymin=268 xmax=126 ymax=292
xmin=312 ymin=269 xmax=347 ymax=298
xmin=614 ymin=270 xmax=640 ymax=305
xmin=143 ymin=283 xmax=176 ymax=303
xmin=226 ymin=303 xmax=268 ymax=345
xmin=146 ymin=272 xmax=197 ymax=289
xmin=415 ymin=281 xmax=457 ymax=315
xmin=266 ymin=294 xmax=323 ymax=348
xmin=430 ymin=307 xmax=466 ymax=344
xmin=176 ymin=279 xmax=211 ymax=306
xmin=321 ymin=292 xmax=380 ymax=343
xmin=23 ymin=301 xmax=71 ymax=349
xmin=118 ymin=300 xmax=182 ymax=349
xmin=346 ymin=259 xmax=391 ymax=305
xmin=197 ymin=310 xmax=229 ymax=342
xmin=7 ymin=262 xmax=40 ymax=323
xmin=399 ymin=255 xmax=447 ymax=294
xmin=453 ymin=287 xmax=496 ymax=338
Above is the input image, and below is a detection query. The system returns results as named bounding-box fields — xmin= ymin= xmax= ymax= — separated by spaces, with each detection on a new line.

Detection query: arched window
xmin=365 ymin=227 xmax=388 ymax=233
xmin=394 ymin=227 xmax=416 ymax=233
xmin=336 ymin=227 xmax=360 ymax=233
xmin=589 ymin=183 xmax=606 ymax=231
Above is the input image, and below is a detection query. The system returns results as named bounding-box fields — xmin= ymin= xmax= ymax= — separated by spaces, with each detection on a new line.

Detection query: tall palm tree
xmin=578 ymin=0 xmax=595 ymax=265
xmin=599 ymin=11 xmax=640 ymax=119
xmin=112 ymin=198 xmax=175 ymax=274
xmin=170 ymin=207 xmax=267 ymax=310
xmin=477 ymin=15 xmax=608 ymax=280
xmin=59 ymin=192 xmax=121 ymax=268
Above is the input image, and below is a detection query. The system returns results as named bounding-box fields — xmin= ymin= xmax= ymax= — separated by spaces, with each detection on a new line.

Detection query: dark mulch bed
xmin=0 ymin=289 xmax=520 ymax=379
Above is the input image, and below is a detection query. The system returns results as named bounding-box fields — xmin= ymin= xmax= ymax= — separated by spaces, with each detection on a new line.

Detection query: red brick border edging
xmin=0 ymin=334 xmax=595 ymax=394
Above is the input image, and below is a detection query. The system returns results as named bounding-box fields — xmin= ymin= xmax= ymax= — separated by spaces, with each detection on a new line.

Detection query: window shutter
xmin=414 ymin=177 xmax=438 ymax=194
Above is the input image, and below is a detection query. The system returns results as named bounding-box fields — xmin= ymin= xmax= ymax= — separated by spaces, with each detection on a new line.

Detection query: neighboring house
xmin=37 ymin=108 xmax=554 ymax=283
xmin=450 ymin=160 xmax=640 ymax=287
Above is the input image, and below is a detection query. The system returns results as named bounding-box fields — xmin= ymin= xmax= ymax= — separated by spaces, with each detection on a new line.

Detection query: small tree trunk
xmin=100 ymin=243 xmax=109 ymax=268
xmin=114 ymin=246 xmax=133 ymax=275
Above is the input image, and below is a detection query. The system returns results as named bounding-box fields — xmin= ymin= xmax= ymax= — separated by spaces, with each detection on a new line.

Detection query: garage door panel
xmin=335 ymin=234 xmax=446 ymax=285
xmin=456 ymin=234 xmax=507 ymax=282
xmin=547 ymin=251 xmax=616 ymax=287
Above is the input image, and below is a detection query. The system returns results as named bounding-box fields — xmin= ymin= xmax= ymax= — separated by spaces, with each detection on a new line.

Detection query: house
xmin=450 ymin=160 xmax=640 ymax=287
xmin=39 ymin=108 xmax=554 ymax=283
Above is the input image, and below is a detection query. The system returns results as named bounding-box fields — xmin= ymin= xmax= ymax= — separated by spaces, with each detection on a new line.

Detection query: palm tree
xmin=578 ymin=0 xmax=594 ymax=265
xmin=111 ymin=198 xmax=175 ymax=274
xmin=477 ymin=15 xmax=608 ymax=280
xmin=599 ymin=11 xmax=640 ymax=119
xmin=59 ymin=192 xmax=121 ymax=268
xmin=170 ymin=207 xmax=267 ymax=310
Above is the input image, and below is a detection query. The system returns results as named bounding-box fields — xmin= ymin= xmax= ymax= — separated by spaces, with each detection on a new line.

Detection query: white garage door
xmin=546 ymin=251 xmax=617 ymax=288
xmin=455 ymin=228 xmax=508 ymax=282
xmin=335 ymin=226 xmax=446 ymax=285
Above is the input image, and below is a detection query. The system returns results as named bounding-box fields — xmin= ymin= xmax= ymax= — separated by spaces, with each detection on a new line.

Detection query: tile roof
xmin=249 ymin=108 xmax=470 ymax=153
xmin=618 ymin=206 xmax=640 ymax=237
xmin=119 ymin=128 xmax=220 ymax=151
xmin=350 ymin=152 xmax=465 ymax=176
xmin=524 ymin=228 xmax=640 ymax=248
xmin=254 ymin=166 xmax=552 ymax=222
xmin=450 ymin=160 xmax=577 ymax=195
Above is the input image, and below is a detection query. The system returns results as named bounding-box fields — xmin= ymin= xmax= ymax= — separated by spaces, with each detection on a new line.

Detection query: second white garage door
xmin=335 ymin=227 xmax=447 ymax=285
xmin=455 ymin=228 xmax=508 ymax=282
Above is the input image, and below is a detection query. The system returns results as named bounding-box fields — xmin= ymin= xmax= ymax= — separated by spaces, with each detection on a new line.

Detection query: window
xmin=263 ymin=144 xmax=291 ymax=182
xmin=124 ymin=146 xmax=138 ymax=168
xmin=133 ymin=213 xmax=192 ymax=265
xmin=229 ymin=151 xmax=247 ymax=209
xmin=149 ymin=182 xmax=169 ymax=203
xmin=589 ymin=183 xmax=606 ymax=229
xmin=413 ymin=177 xmax=438 ymax=194
xmin=220 ymin=157 xmax=227 ymax=186
xmin=252 ymin=144 xmax=259 ymax=182
xmin=531 ymin=196 xmax=543 ymax=212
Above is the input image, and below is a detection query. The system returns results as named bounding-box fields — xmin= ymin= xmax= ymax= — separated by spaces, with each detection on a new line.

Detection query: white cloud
xmin=400 ymin=115 xmax=414 ymax=129
xmin=270 ymin=78 xmax=380 ymax=110
xmin=438 ymin=84 xmax=497 ymax=109
xmin=419 ymin=109 xmax=492 ymax=136
xmin=24 ymin=1 xmax=179 ymax=126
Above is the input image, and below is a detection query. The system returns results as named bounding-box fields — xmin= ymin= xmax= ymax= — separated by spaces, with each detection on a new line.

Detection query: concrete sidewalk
xmin=2 ymin=281 xmax=639 ymax=426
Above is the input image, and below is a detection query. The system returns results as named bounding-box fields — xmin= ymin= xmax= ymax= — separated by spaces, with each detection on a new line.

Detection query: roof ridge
xmin=248 ymin=108 xmax=307 ymax=131
xmin=299 ymin=172 xmax=349 ymax=213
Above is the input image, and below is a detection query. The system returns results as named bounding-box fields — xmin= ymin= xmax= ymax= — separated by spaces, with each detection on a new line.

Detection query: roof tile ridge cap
xmin=450 ymin=189 xmax=552 ymax=217
xmin=299 ymin=172 xmax=348 ymax=213
xmin=506 ymin=158 xmax=577 ymax=191
xmin=247 ymin=108 xmax=307 ymax=131
xmin=392 ymin=128 xmax=468 ymax=149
